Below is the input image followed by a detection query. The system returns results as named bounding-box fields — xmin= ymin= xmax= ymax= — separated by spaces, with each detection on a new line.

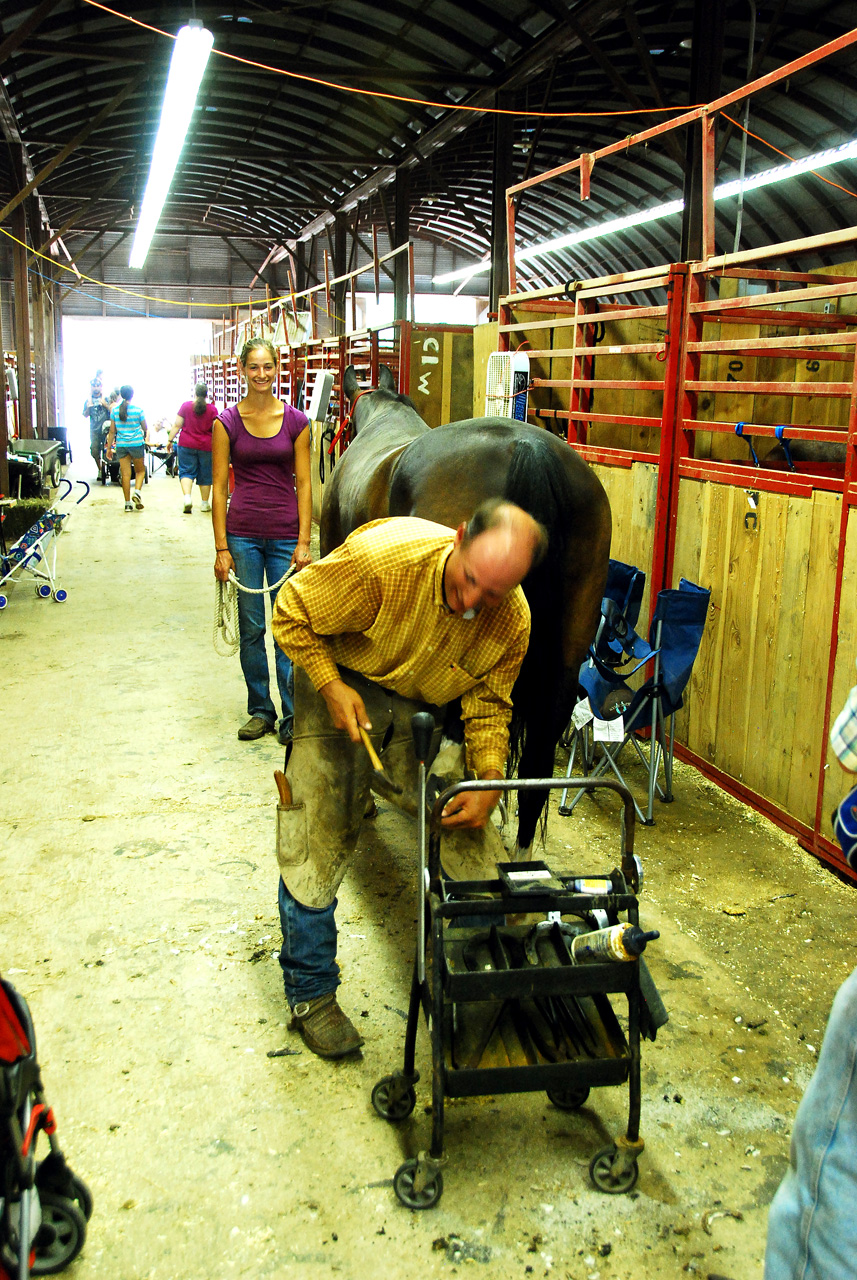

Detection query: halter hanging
xmin=327 ymin=386 xmax=378 ymax=455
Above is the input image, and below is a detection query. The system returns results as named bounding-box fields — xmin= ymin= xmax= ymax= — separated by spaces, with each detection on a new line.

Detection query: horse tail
xmin=503 ymin=436 xmax=572 ymax=786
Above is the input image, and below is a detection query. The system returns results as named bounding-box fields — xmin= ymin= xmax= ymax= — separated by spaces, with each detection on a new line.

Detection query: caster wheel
xmin=37 ymin=583 xmax=51 ymax=598
xmin=0 ymin=595 xmax=6 ymax=609
xmin=49 ymin=459 xmax=62 ymax=487
xmin=393 ymin=1158 xmax=443 ymax=1209
xmin=372 ymin=1075 xmax=417 ymax=1122
xmin=30 ymin=1192 xmax=87 ymax=1274
xmin=547 ymin=1085 xmax=590 ymax=1111
xmin=52 ymin=588 xmax=67 ymax=603
xmin=589 ymin=1145 xmax=639 ymax=1194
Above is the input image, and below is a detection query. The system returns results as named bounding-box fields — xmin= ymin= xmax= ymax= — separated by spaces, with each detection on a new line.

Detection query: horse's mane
xmin=354 ymin=387 xmax=419 ymax=430
xmin=503 ymin=435 xmax=572 ymax=782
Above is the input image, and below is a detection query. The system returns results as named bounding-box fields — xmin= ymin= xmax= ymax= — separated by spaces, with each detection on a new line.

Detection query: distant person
xmin=146 ymin=417 xmax=170 ymax=447
xmin=764 ymin=658 xmax=857 ymax=1279
xmin=212 ymin=339 xmax=312 ymax=744
xmin=106 ymin=385 xmax=147 ymax=512
xmin=168 ymin=382 xmax=220 ymax=514
xmin=83 ymin=377 xmax=111 ymax=475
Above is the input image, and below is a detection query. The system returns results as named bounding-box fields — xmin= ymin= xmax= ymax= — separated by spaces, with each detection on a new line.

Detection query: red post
xmin=651 ymin=263 xmax=690 ymax=601
xmin=700 ymin=114 xmax=717 ymax=260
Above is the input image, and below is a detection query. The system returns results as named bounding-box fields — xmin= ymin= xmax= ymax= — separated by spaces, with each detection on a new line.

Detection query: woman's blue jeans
xmin=764 ymin=965 xmax=857 ymax=1279
xmin=226 ymin=535 xmax=295 ymax=735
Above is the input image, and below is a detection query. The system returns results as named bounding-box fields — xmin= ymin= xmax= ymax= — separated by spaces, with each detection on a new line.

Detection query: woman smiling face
xmin=239 ymin=343 xmax=278 ymax=396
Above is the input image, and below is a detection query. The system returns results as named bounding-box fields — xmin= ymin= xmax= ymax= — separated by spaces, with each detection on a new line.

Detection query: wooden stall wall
xmin=408 ymin=326 xmax=473 ymax=427
xmin=473 ymin=322 xmax=498 ymax=416
xmin=671 ymin=477 xmax=844 ymax=832
xmin=823 ymin=504 xmax=857 ymax=827
xmin=590 ymin=460 xmax=657 ymax=626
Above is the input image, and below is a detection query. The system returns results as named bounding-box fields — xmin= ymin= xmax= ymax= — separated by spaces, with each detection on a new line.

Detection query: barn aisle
xmin=1 ymin=460 xmax=853 ymax=1280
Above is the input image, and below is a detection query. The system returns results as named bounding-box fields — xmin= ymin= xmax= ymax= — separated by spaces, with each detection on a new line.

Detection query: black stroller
xmin=0 ymin=976 xmax=92 ymax=1277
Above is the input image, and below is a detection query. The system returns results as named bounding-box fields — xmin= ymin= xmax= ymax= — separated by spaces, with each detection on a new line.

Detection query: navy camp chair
xmin=561 ymin=558 xmax=646 ymax=776
xmin=560 ymin=578 xmax=711 ymax=825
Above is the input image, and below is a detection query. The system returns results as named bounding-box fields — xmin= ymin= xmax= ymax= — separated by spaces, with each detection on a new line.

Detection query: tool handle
xmin=411 ymin=711 xmax=435 ymax=763
xmin=358 ymin=725 xmax=384 ymax=772
xmin=274 ymin=769 xmax=292 ymax=807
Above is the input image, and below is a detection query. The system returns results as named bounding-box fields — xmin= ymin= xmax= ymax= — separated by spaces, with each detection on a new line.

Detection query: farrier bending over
xmin=271 ymin=501 xmax=547 ymax=1060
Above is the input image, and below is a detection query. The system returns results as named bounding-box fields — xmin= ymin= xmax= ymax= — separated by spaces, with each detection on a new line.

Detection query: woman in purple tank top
xmin=212 ymin=338 xmax=312 ymax=744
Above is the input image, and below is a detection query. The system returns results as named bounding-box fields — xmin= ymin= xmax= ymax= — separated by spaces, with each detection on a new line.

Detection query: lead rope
xmin=213 ymin=564 xmax=297 ymax=656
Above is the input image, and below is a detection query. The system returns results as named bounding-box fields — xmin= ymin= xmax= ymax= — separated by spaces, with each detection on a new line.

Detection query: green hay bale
xmin=2 ymin=498 xmax=51 ymax=546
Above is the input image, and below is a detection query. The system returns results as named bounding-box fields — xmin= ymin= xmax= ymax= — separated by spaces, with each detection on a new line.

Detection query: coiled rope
xmin=214 ymin=565 xmax=296 ymax=656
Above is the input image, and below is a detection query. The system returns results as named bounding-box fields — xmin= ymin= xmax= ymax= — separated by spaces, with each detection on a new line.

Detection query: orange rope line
xmin=81 ymin=0 xmax=700 ymax=120
xmin=720 ymin=111 xmax=857 ymax=200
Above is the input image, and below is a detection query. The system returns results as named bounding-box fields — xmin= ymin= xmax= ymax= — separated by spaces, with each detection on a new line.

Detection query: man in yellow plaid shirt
xmin=271 ymin=500 xmax=546 ymax=1058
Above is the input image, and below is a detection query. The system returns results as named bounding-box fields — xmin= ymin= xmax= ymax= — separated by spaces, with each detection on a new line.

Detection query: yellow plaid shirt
xmin=272 ymin=517 xmax=531 ymax=776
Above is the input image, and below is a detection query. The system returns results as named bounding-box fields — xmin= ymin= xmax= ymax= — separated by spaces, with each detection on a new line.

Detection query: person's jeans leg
xmin=764 ymin=966 xmax=857 ymax=1280
xmin=226 ymin=534 xmax=276 ymax=725
xmin=277 ymin=878 xmax=339 ymax=1006
xmin=264 ymin=538 xmax=297 ymax=737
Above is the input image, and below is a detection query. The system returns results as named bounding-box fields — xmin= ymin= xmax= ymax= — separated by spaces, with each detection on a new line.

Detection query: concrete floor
xmin=2 ymin=460 xmax=854 ymax=1280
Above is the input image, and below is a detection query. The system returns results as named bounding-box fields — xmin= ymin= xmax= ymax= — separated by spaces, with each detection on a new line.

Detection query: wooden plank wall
xmin=591 ymin=461 xmax=658 ymax=626
xmin=668 ymin=476 xmax=850 ymax=832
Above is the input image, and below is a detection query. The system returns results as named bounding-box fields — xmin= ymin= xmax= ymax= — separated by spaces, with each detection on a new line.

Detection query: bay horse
xmin=321 ymin=364 xmax=612 ymax=853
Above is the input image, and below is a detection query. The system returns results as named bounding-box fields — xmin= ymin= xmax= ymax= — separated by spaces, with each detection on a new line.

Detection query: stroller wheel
xmin=30 ymin=1192 xmax=87 ymax=1274
xmin=36 ymin=1156 xmax=93 ymax=1222
xmin=36 ymin=583 xmax=52 ymax=598
xmin=0 ymin=594 xmax=7 ymax=609
xmin=51 ymin=589 xmax=68 ymax=603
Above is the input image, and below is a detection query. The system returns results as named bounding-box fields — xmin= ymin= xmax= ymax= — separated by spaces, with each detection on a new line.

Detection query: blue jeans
xmin=226 ymin=535 xmax=296 ymax=734
xmin=764 ymin=966 xmax=857 ymax=1280
xmin=278 ymin=878 xmax=339 ymax=1006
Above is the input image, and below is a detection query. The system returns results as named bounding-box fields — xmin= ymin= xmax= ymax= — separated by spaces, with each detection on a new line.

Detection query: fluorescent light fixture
xmin=432 ymin=136 xmax=857 ymax=284
xmin=129 ymin=21 xmax=214 ymax=270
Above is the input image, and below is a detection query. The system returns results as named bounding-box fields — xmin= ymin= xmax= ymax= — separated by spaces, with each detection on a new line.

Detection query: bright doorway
xmin=62 ymin=317 xmax=214 ymax=460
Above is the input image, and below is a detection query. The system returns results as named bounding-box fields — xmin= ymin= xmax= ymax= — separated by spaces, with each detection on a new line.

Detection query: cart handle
xmin=429 ymin=776 xmax=640 ymax=892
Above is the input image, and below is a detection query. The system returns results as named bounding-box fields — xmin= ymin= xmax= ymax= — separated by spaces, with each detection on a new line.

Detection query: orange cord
xmin=81 ymin=0 xmax=701 ymax=121
xmin=720 ymin=111 xmax=857 ymax=200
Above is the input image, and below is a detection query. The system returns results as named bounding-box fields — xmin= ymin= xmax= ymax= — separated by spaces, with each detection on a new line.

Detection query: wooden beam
xmin=0 ymin=78 xmax=142 ymax=225
xmin=33 ymin=164 xmax=133 ymax=262
xmin=0 ymin=0 xmax=65 ymax=65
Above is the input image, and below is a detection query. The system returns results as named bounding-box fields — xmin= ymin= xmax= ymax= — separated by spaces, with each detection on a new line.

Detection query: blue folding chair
xmin=560 ymin=578 xmax=711 ymax=825
xmin=560 ymin=558 xmax=646 ymax=775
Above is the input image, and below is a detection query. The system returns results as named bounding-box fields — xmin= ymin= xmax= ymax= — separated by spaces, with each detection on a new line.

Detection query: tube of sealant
xmin=569 ymin=922 xmax=660 ymax=964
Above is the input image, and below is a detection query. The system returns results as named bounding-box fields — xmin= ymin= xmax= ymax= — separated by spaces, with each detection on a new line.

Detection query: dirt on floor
xmin=1 ymin=463 xmax=854 ymax=1280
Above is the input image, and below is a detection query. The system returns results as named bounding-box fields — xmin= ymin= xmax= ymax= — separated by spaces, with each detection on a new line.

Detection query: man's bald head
xmin=444 ymin=500 xmax=548 ymax=617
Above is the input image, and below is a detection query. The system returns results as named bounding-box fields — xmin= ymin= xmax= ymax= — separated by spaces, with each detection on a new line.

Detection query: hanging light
xmin=129 ymin=21 xmax=214 ymax=270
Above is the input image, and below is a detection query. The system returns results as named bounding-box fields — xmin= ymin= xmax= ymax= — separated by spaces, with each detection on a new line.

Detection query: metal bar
xmin=526 ymin=342 xmax=668 ymax=357
xmin=681 ymin=421 xmax=851 ymax=441
xmin=653 ymin=264 xmax=690 ymax=597
xmin=696 ymin=224 xmax=857 ymax=272
xmin=688 ymin=333 xmax=857 ymax=355
xmin=571 ymin=444 xmax=656 ymax=467
xmin=700 ymin=115 xmax=717 ymax=260
xmin=504 ymin=263 xmax=671 ymax=304
xmin=813 ymin=346 xmax=857 ymax=843
xmin=677 ymin=457 xmax=839 ymax=496
xmin=690 ymin=274 xmax=857 ymax=313
xmin=685 ymin=380 xmax=849 ymax=397
xmin=506 ymin=28 xmax=857 ymax=199
xmin=500 ymin=304 xmax=668 ymax=331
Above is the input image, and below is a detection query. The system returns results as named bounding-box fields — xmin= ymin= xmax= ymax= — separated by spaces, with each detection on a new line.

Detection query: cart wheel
xmin=393 ymin=1158 xmax=443 ymax=1210
xmin=49 ymin=458 xmax=62 ymax=487
xmin=547 ymin=1085 xmax=590 ymax=1111
xmin=589 ymin=1145 xmax=639 ymax=1194
xmin=100 ymin=466 xmax=107 ymax=485
xmin=372 ymin=1075 xmax=417 ymax=1122
xmin=0 ymin=594 xmax=6 ymax=609
xmin=37 ymin=583 xmax=52 ymax=598
xmin=30 ymin=1192 xmax=87 ymax=1274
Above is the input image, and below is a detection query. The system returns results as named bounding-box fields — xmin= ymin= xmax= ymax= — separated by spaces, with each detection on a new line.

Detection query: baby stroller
xmin=0 ymin=975 xmax=92 ymax=1277
xmin=97 ymin=429 xmax=120 ymax=486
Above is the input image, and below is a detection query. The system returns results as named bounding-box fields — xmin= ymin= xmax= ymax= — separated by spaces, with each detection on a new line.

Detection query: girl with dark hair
xmin=168 ymin=381 xmax=220 ymax=513
xmin=106 ymin=384 xmax=147 ymax=511
xmin=212 ymin=338 xmax=312 ymax=743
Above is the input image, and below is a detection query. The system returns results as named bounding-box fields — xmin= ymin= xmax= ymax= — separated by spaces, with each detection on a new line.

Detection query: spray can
xmin=565 ymin=877 xmax=614 ymax=895
xmin=569 ymin=922 xmax=659 ymax=964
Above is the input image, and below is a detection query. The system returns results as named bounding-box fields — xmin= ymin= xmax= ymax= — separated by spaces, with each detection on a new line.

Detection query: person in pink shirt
xmin=168 ymin=382 xmax=220 ymax=514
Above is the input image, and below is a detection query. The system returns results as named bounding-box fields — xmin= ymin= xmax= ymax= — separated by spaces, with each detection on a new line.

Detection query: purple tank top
xmin=219 ymin=403 xmax=309 ymax=539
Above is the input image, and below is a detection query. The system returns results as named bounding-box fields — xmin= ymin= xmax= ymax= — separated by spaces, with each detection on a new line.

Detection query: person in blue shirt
xmin=106 ymin=384 xmax=148 ymax=511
